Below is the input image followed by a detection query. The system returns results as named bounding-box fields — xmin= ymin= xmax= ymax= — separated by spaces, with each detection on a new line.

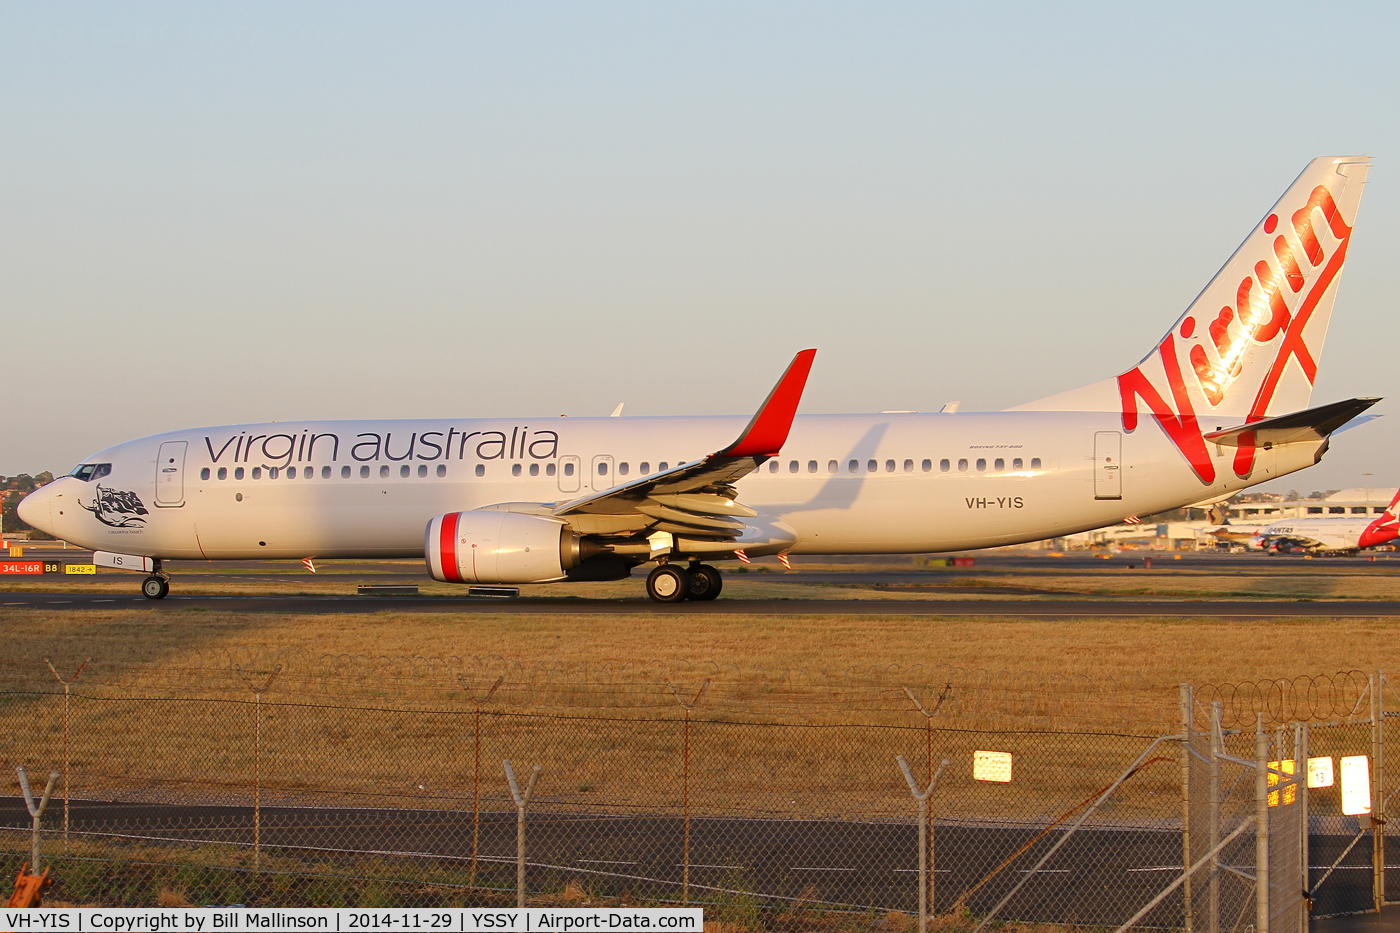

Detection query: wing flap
xmin=635 ymin=504 xmax=747 ymax=533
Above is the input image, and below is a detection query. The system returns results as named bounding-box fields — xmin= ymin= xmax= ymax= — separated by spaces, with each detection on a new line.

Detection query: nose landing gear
xmin=141 ymin=559 xmax=169 ymax=599
xmin=141 ymin=575 xmax=169 ymax=599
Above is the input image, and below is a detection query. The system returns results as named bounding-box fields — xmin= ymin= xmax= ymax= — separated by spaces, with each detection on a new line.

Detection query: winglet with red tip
xmin=719 ymin=349 xmax=817 ymax=459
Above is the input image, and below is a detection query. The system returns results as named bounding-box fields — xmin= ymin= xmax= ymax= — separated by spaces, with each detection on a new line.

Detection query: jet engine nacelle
xmin=425 ymin=511 xmax=592 ymax=584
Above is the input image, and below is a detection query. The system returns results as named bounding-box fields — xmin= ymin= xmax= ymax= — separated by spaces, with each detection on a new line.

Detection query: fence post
xmin=16 ymin=767 xmax=59 ymax=870
xmin=897 ymin=755 xmax=949 ymax=933
xmin=236 ymin=664 xmax=282 ymax=873
xmin=1293 ymin=722 xmax=1304 ymax=930
xmin=457 ymin=674 xmax=503 ymax=887
xmin=44 ymin=657 xmax=89 ymax=856
xmin=1209 ymin=701 xmax=1223 ymax=933
xmin=1374 ymin=669 xmax=1385 ymax=911
xmin=1256 ymin=713 xmax=1270 ymax=933
xmin=667 ymin=680 xmax=710 ymax=905
xmin=504 ymin=759 xmax=542 ymax=909
xmin=903 ymin=683 xmax=951 ymax=918
xmin=1181 ymin=683 xmax=1194 ymax=932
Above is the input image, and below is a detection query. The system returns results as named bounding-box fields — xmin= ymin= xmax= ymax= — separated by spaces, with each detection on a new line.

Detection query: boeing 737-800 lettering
xmin=19 ymin=157 xmax=1381 ymax=601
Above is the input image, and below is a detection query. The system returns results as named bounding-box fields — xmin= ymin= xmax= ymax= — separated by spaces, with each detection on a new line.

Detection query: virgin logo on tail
xmin=1119 ymin=180 xmax=1357 ymax=485
xmin=1359 ymin=489 xmax=1400 ymax=549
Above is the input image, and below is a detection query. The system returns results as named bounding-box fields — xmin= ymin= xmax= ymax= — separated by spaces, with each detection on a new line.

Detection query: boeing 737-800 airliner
xmin=19 ymin=157 xmax=1381 ymax=601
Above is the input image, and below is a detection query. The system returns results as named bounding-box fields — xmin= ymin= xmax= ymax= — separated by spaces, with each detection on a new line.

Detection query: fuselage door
xmin=155 ymin=441 xmax=188 ymax=507
xmin=1094 ymin=431 xmax=1122 ymax=500
xmin=591 ymin=455 xmax=615 ymax=491
xmin=557 ymin=456 xmax=581 ymax=494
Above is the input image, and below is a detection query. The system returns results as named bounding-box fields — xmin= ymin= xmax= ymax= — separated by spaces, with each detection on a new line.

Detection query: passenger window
xmin=512 ymin=464 xmax=522 ymax=477
xmin=885 ymin=459 xmax=895 ymax=472
xmin=789 ymin=460 xmax=799 ymax=473
xmin=403 ymin=465 xmax=413 ymax=478
xmin=808 ymin=460 xmax=817 ymax=473
xmin=769 ymin=461 xmax=778 ymax=473
xmin=867 ymin=460 xmax=877 ymax=473
xmin=252 ymin=467 xmax=262 ymax=479
xmin=545 ymin=463 xmax=555 ymax=477
xmin=940 ymin=459 xmax=950 ymax=472
xmin=563 ymin=462 xmax=574 ymax=476
xmin=340 ymin=465 xmax=350 ymax=478
xmin=437 ymin=464 xmax=447 ymax=477
xmin=904 ymin=459 xmax=913 ymax=472
xmin=476 ymin=464 xmax=486 ymax=477
xmin=658 ymin=462 xmax=668 ymax=471
xmin=619 ymin=462 xmax=629 ymax=476
xmin=418 ymin=465 xmax=427 ymax=478
xmin=828 ymin=460 xmax=838 ymax=473
xmin=849 ymin=460 xmax=859 ymax=473
xmin=994 ymin=458 xmax=1004 ymax=472
xmin=379 ymin=465 xmax=390 ymax=478
xmin=598 ymin=462 xmax=608 ymax=476
xmin=976 ymin=459 xmax=986 ymax=472
xmin=217 ymin=467 xmax=228 ymax=480
xmin=1031 ymin=458 xmax=1042 ymax=470
xmin=923 ymin=459 xmax=933 ymax=472
xmin=360 ymin=465 xmax=370 ymax=478
xmin=200 ymin=467 xmax=211 ymax=480
xmin=529 ymin=463 xmax=539 ymax=476
xmin=640 ymin=462 xmax=650 ymax=475
xmin=1013 ymin=458 xmax=1023 ymax=470
xmin=289 ymin=467 xmax=298 ymax=478
xmin=270 ymin=467 xmax=280 ymax=479
xmin=957 ymin=459 xmax=968 ymax=472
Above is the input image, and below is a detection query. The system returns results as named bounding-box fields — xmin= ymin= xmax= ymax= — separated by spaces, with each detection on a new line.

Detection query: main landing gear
xmin=141 ymin=559 xmax=169 ymax=600
xmin=645 ymin=562 xmax=723 ymax=603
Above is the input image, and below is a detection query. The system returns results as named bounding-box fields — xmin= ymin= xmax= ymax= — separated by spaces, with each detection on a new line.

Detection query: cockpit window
xmin=70 ymin=463 xmax=112 ymax=482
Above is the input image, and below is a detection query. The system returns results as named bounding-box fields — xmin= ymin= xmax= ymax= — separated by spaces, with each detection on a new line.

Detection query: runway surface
xmin=0 ymin=798 xmax=1375 ymax=920
xmin=5 ymin=591 xmax=1400 ymax=616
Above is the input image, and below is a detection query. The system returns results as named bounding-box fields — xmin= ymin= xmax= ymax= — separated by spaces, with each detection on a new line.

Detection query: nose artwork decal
xmin=79 ymin=485 xmax=150 ymax=528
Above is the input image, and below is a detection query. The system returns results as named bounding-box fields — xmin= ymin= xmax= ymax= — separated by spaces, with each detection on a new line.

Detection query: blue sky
xmin=3 ymin=2 xmax=1398 ymax=494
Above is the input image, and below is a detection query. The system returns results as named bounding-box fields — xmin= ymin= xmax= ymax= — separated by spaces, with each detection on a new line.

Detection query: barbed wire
xmin=1192 ymin=670 xmax=1371 ymax=726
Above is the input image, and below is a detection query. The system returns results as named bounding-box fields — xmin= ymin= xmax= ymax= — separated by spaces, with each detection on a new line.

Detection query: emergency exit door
xmin=1094 ymin=432 xmax=1122 ymax=500
xmin=155 ymin=441 xmax=187 ymax=507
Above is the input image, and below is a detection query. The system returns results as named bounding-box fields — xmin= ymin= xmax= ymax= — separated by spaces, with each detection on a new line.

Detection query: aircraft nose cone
xmin=16 ymin=484 xmax=54 ymax=536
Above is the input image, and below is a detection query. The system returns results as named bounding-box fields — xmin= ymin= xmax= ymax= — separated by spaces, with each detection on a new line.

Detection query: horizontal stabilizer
xmin=1203 ymin=397 xmax=1381 ymax=448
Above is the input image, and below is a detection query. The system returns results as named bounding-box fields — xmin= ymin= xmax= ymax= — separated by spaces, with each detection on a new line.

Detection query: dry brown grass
xmin=5 ymin=607 xmax=1399 ymax=693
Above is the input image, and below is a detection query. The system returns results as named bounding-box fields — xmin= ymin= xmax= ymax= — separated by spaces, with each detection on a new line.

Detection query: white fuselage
xmin=27 ymin=411 xmax=1325 ymax=560
xmin=1258 ymin=516 xmax=1376 ymax=552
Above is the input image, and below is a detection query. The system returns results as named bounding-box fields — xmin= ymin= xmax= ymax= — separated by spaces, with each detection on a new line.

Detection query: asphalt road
xmin=0 ymin=798 xmax=1376 ymax=920
xmin=5 ymin=591 xmax=1400 ymax=616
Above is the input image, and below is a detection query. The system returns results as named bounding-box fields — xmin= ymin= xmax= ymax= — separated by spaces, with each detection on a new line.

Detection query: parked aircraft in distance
xmin=1254 ymin=488 xmax=1400 ymax=555
xmin=19 ymin=157 xmax=1381 ymax=601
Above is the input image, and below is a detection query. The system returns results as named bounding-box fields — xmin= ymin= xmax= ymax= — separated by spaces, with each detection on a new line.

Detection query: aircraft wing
xmin=551 ymin=350 xmax=816 ymax=539
xmin=1204 ymin=397 xmax=1381 ymax=448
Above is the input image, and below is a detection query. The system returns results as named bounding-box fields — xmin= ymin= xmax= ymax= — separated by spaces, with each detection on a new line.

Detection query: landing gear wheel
xmin=646 ymin=564 xmax=691 ymax=603
xmin=141 ymin=575 xmax=169 ymax=600
xmin=685 ymin=564 xmax=722 ymax=601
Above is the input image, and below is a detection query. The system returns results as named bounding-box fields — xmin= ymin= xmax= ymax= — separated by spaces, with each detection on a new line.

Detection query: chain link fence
xmin=1 ymin=653 xmax=1395 ymax=928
